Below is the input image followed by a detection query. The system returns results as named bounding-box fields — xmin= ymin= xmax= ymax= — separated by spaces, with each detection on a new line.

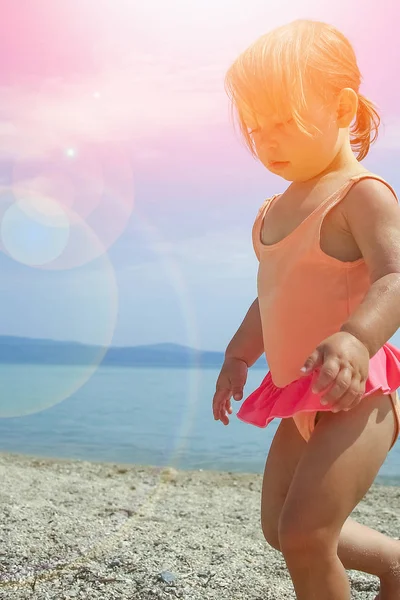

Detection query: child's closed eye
xmin=279 ymin=118 xmax=295 ymax=127
xmin=248 ymin=119 xmax=294 ymax=135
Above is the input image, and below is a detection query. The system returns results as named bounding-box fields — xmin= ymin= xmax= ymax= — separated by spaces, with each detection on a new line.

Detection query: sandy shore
xmin=0 ymin=452 xmax=398 ymax=599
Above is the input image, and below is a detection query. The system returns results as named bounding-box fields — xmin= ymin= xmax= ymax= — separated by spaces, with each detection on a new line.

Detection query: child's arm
xmin=339 ymin=178 xmax=400 ymax=356
xmin=303 ymin=178 xmax=400 ymax=411
xmin=225 ymin=297 xmax=264 ymax=367
xmin=212 ymin=298 xmax=264 ymax=425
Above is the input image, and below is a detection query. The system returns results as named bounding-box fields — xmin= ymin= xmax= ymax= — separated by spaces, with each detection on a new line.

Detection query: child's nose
xmin=262 ymin=134 xmax=279 ymax=151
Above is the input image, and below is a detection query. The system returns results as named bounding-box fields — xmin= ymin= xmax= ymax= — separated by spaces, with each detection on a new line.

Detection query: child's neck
xmin=290 ymin=154 xmax=367 ymax=195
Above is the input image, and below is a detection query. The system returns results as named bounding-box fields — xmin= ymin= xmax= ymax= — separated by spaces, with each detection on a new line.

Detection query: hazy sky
xmin=1 ymin=0 xmax=400 ymax=352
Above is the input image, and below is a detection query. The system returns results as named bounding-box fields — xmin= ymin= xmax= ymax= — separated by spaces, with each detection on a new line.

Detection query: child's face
xmin=245 ymin=91 xmax=340 ymax=183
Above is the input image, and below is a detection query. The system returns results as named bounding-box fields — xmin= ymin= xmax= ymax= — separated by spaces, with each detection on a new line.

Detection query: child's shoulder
xmin=341 ymin=172 xmax=398 ymax=218
xmin=339 ymin=173 xmax=400 ymax=280
xmin=337 ymin=173 xmax=400 ymax=261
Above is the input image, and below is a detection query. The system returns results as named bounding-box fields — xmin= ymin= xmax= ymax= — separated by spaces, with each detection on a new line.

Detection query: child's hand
xmin=301 ymin=332 xmax=370 ymax=412
xmin=212 ymin=357 xmax=248 ymax=425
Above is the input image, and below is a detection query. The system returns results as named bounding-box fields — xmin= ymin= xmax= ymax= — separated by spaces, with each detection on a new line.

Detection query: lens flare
xmin=1 ymin=192 xmax=70 ymax=266
xmin=9 ymin=142 xmax=134 ymax=269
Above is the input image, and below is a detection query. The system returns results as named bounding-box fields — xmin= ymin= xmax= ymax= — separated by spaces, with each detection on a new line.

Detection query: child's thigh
xmin=279 ymin=393 xmax=395 ymax=544
xmin=261 ymin=417 xmax=306 ymax=546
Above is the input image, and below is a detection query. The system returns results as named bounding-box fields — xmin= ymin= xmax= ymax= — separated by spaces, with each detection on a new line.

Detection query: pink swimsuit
xmin=237 ymin=172 xmax=400 ymax=449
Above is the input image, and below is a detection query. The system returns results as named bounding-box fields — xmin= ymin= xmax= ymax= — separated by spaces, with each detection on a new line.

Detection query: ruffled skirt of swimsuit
xmin=237 ymin=342 xmax=400 ymax=447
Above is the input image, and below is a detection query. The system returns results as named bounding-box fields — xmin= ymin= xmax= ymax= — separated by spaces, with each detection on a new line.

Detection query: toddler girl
xmin=213 ymin=19 xmax=400 ymax=600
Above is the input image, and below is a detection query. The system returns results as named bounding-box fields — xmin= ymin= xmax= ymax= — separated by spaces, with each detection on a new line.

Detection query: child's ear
xmin=336 ymin=87 xmax=358 ymax=128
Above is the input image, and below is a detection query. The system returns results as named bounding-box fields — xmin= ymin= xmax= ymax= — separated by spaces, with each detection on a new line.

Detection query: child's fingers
xmin=323 ymin=371 xmax=364 ymax=412
xmin=333 ymin=378 xmax=364 ymax=413
xmin=321 ymin=367 xmax=352 ymax=405
xmin=212 ymin=388 xmax=230 ymax=421
xmin=312 ymin=358 xmax=340 ymax=395
xmin=212 ymin=387 xmax=236 ymax=425
xmin=219 ymin=404 xmax=230 ymax=425
xmin=223 ymin=395 xmax=236 ymax=416
xmin=220 ymin=399 xmax=233 ymax=424
xmin=219 ymin=396 xmax=230 ymax=419
xmin=301 ymin=349 xmax=323 ymax=374
xmin=231 ymin=386 xmax=244 ymax=401
xmin=212 ymin=373 xmax=245 ymax=424
xmin=219 ymin=394 xmax=237 ymax=425
xmin=331 ymin=389 xmax=362 ymax=412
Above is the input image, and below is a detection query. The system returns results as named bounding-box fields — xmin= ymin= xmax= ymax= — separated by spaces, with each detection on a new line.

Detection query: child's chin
xmin=267 ymin=167 xmax=293 ymax=181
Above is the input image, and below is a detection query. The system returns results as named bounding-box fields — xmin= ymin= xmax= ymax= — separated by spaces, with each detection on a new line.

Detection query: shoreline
xmin=0 ymin=451 xmax=399 ymax=599
xmin=1 ymin=448 xmax=399 ymax=486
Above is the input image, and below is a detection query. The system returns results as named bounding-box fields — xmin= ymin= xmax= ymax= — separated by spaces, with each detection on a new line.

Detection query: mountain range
xmin=0 ymin=336 xmax=267 ymax=369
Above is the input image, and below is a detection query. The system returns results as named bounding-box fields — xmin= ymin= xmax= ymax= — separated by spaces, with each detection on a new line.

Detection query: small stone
xmin=159 ymin=570 xmax=177 ymax=584
xmin=108 ymin=558 xmax=122 ymax=568
xmin=160 ymin=467 xmax=178 ymax=483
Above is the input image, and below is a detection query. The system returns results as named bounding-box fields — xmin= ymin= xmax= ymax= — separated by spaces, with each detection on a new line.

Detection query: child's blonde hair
xmin=224 ymin=19 xmax=380 ymax=161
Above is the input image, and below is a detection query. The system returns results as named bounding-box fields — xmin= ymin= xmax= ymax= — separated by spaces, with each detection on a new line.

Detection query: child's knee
xmin=278 ymin=513 xmax=334 ymax=560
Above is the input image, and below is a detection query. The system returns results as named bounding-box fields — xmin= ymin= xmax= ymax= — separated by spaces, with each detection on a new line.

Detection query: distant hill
xmin=0 ymin=336 xmax=268 ymax=369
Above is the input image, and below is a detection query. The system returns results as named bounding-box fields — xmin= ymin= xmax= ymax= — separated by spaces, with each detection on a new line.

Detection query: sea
xmin=0 ymin=364 xmax=399 ymax=486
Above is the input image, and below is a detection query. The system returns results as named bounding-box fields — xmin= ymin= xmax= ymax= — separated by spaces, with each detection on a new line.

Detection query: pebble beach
xmin=0 ymin=452 xmax=399 ymax=599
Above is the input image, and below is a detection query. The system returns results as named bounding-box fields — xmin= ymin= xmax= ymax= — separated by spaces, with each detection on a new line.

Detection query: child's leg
xmin=338 ymin=520 xmax=400 ymax=599
xmin=262 ymin=415 xmax=400 ymax=590
xmin=261 ymin=417 xmax=306 ymax=549
xmin=278 ymin=393 xmax=398 ymax=600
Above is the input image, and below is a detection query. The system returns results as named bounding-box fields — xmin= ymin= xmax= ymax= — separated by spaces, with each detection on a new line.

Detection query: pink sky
xmin=1 ymin=0 xmax=399 ymax=166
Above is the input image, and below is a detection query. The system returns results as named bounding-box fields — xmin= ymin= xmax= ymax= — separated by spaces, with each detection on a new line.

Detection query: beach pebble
xmin=108 ymin=558 xmax=122 ymax=568
xmin=158 ymin=570 xmax=177 ymax=584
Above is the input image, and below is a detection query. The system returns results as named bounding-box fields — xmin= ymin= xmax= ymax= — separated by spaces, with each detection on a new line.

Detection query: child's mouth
xmin=269 ymin=161 xmax=290 ymax=169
